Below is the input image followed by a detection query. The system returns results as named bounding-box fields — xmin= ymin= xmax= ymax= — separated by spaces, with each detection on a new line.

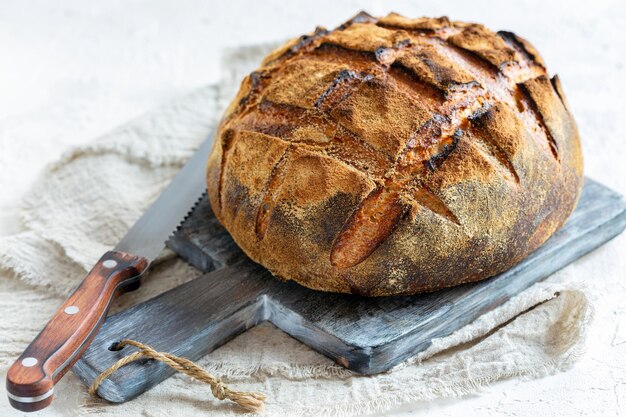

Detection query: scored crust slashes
xmin=208 ymin=12 xmax=582 ymax=296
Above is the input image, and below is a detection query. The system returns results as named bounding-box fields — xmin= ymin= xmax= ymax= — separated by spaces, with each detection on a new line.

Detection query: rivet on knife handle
xmin=5 ymin=251 xmax=147 ymax=412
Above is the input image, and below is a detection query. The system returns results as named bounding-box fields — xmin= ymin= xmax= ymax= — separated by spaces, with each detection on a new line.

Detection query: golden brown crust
xmin=206 ymin=12 xmax=583 ymax=296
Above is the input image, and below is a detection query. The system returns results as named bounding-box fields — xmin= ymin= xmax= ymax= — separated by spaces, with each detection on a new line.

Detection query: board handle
xmin=6 ymin=251 xmax=148 ymax=412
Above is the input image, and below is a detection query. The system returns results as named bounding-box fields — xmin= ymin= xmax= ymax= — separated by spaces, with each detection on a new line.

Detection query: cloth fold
xmin=0 ymin=44 xmax=592 ymax=417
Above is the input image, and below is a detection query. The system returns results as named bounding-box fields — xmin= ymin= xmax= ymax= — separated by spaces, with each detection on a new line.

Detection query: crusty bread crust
xmin=206 ymin=12 xmax=583 ymax=296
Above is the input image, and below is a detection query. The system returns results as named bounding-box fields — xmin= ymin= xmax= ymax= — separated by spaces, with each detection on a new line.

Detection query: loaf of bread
xmin=206 ymin=12 xmax=583 ymax=296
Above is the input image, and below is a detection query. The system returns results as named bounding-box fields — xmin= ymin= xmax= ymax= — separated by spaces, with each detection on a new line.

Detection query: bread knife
xmin=6 ymin=134 xmax=215 ymax=412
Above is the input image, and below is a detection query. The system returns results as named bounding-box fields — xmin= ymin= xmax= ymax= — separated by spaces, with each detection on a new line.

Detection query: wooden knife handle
xmin=6 ymin=251 xmax=148 ymax=412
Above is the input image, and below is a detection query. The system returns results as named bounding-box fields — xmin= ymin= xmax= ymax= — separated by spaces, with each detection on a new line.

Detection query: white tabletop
xmin=1 ymin=1 xmax=625 ymax=416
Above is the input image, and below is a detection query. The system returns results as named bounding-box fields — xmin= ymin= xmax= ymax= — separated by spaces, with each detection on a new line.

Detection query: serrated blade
xmin=114 ymin=133 xmax=214 ymax=262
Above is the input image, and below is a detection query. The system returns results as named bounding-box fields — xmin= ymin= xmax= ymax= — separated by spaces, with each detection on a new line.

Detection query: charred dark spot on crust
xmin=415 ymin=113 xmax=454 ymax=150
xmin=239 ymin=70 xmax=273 ymax=108
xmin=467 ymin=100 xmax=494 ymax=121
xmin=336 ymin=11 xmax=378 ymax=30
xmin=249 ymin=71 xmax=265 ymax=88
xmin=267 ymin=27 xmax=331 ymax=65
xmin=550 ymin=75 xmax=569 ymax=110
xmin=425 ymin=129 xmax=462 ymax=171
xmin=400 ymin=114 xmax=446 ymax=160
xmin=497 ymin=31 xmax=545 ymax=69
xmin=374 ymin=46 xmax=389 ymax=63
xmin=289 ymin=27 xmax=330 ymax=54
xmin=516 ymin=82 xmax=560 ymax=161
xmin=374 ymin=38 xmax=412 ymax=65
xmin=395 ymin=113 xmax=449 ymax=169
xmin=314 ymin=69 xmax=373 ymax=111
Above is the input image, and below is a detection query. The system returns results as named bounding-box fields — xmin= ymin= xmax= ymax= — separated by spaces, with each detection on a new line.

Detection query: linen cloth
xmin=0 ymin=43 xmax=592 ymax=417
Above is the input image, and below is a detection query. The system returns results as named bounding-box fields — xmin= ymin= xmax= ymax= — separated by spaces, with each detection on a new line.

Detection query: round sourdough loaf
xmin=206 ymin=12 xmax=583 ymax=296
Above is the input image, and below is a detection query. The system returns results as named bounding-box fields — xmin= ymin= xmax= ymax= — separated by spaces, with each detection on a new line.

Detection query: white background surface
xmin=0 ymin=1 xmax=625 ymax=416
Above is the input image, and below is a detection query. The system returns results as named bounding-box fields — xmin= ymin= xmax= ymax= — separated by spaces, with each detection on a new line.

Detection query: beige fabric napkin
xmin=0 ymin=44 xmax=592 ymax=417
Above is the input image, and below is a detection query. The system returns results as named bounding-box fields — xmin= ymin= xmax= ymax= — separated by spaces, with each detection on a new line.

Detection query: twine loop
xmin=211 ymin=380 xmax=226 ymax=400
xmin=89 ymin=339 xmax=265 ymax=412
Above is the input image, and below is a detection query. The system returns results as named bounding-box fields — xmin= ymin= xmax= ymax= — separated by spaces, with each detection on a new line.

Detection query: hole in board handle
xmin=108 ymin=341 xmax=124 ymax=351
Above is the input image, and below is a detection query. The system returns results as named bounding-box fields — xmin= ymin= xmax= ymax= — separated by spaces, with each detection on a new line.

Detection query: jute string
xmin=89 ymin=339 xmax=266 ymax=413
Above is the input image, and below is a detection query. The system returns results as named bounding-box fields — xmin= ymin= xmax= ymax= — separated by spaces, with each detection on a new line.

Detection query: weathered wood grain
xmin=73 ymin=178 xmax=626 ymax=403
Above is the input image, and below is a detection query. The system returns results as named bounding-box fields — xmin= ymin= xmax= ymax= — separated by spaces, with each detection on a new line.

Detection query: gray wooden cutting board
xmin=73 ymin=178 xmax=626 ymax=403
